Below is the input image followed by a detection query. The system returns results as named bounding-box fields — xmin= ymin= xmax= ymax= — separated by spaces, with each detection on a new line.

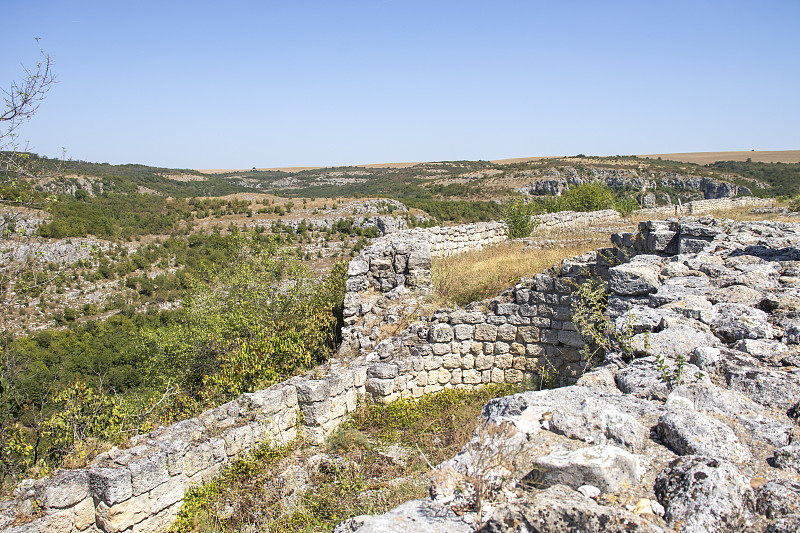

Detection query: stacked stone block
xmin=1 ymin=369 xmax=370 ymax=533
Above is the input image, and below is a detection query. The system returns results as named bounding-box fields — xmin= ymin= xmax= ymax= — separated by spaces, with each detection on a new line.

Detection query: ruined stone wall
xmin=639 ymin=195 xmax=771 ymax=218
xmin=532 ymin=209 xmax=621 ymax=232
xmin=3 ymin=209 xmax=783 ymax=533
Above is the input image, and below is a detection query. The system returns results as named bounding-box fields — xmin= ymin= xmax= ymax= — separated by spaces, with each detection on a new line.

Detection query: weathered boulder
xmin=656 ymin=408 xmax=752 ymax=463
xmin=654 ymin=456 xmax=754 ymax=533
xmin=532 ymin=444 xmax=642 ymax=493
xmin=709 ymin=303 xmax=773 ymax=342
xmin=549 ymin=397 xmax=649 ymax=453
xmin=479 ymin=484 xmax=664 ymax=533
xmin=353 ymin=499 xmax=473 ymax=533
xmin=609 ymin=262 xmax=661 ymax=296
xmin=755 ymin=479 xmax=800 ymax=519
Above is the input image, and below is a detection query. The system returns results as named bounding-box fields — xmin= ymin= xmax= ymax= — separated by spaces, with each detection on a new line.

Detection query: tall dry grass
xmin=432 ymin=229 xmax=608 ymax=307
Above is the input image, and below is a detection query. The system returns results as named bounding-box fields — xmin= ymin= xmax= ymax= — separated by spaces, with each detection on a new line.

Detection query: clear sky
xmin=2 ymin=0 xmax=799 ymax=169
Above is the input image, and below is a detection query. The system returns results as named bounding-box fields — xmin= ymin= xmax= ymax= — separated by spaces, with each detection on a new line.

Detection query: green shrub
xmin=503 ymin=196 xmax=538 ymax=238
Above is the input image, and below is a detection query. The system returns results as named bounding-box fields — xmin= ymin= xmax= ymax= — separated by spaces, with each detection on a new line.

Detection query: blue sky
xmin=2 ymin=1 xmax=799 ymax=169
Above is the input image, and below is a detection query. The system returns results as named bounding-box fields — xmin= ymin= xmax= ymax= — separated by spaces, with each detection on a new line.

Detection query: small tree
xmin=503 ymin=195 xmax=538 ymax=239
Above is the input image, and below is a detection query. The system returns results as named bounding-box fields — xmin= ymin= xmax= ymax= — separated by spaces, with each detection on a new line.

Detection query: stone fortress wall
xmin=0 ymin=196 xmax=776 ymax=533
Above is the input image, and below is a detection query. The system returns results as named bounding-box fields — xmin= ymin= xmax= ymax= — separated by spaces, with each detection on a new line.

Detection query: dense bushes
xmin=707 ymin=160 xmax=800 ymax=197
xmin=0 ymin=233 xmax=347 ymax=485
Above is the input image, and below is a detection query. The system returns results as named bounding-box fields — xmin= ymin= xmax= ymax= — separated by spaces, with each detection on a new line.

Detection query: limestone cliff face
xmin=518 ymin=166 xmax=751 ymax=199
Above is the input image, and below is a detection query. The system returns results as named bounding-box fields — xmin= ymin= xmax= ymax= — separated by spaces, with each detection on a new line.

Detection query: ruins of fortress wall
xmin=639 ymin=195 xmax=771 ymax=218
xmin=3 ymin=218 xmax=604 ymax=533
xmin=0 ymin=206 xmax=776 ymax=533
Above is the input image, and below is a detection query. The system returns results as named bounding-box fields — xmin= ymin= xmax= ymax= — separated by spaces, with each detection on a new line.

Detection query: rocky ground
xmin=342 ymin=217 xmax=800 ymax=533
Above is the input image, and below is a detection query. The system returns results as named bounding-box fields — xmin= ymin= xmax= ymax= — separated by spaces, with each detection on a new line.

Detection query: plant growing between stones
xmin=570 ymin=278 xmax=635 ymax=369
xmin=457 ymin=419 xmax=523 ymax=520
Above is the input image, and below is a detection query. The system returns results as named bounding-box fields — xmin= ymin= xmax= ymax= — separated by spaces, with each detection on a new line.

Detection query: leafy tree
xmin=139 ymin=234 xmax=346 ymax=403
xmin=503 ymin=196 xmax=538 ymax=238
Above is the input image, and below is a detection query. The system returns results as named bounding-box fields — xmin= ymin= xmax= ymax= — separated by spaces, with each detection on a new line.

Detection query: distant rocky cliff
xmin=516 ymin=166 xmax=752 ymax=200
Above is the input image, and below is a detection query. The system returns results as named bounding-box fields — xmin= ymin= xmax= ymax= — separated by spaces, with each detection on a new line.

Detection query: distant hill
xmin=638 ymin=150 xmax=800 ymax=165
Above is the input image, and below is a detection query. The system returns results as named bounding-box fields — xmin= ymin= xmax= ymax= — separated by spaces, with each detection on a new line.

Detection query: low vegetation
xmin=169 ymin=385 xmax=516 ymax=533
xmin=0 ymin=232 xmax=347 ymax=487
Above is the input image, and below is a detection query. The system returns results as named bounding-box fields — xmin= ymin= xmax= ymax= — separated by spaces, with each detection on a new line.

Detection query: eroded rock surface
xmin=348 ymin=217 xmax=800 ymax=533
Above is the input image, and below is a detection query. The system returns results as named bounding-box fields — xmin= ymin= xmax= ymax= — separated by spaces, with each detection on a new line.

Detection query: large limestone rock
xmin=479 ymin=485 xmax=664 ymax=533
xmin=532 ymin=444 xmax=642 ymax=493
xmin=654 ymin=456 xmax=754 ymax=533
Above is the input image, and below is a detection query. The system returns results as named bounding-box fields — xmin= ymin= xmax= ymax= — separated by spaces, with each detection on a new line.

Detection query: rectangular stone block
xmin=133 ymin=501 xmax=182 ymax=533
xmin=299 ymin=399 xmax=332 ymax=425
xmin=432 ymin=342 xmax=451 ymax=356
xmin=474 ymin=324 xmax=498 ymax=342
xmin=519 ymin=304 xmax=538 ymax=317
xmin=367 ymin=363 xmax=398 ymax=379
xmin=222 ymin=424 xmax=254 ymax=457
xmin=517 ymin=326 xmax=540 ymax=343
xmin=497 ymin=324 xmax=517 ymax=342
xmin=96 ymin=494 xmax=150 ymax=533
xmin=558 ymin=329 xmax=584 ymax=348
xmin=353 ymin=366 xmax=368 ymax=387
xmin=90 ymin=467 xmax=133 ymax=506
xmin=495 ymin=302 xmax=519 ymax=316
xmin=442 ymin=353 xmax=462 ymax=369
xmin=453 ymin=324 xmax=474 ymax=340
xmin=530 ymin=317 xmax=551 ymax=328
xmin=555 ymin=278 xmax=575 ymax=294
xmin=36 ymin=469 xmax=90 ymax=509
xmin=534 ymin=274 xmax=554 ymax=292
xmin=495 ymin=352 xmax=513 ymax=369
xmin=129 ymin=453 xmax=170 ymax=496
xmin=183 ymin=442 xmax=212 ymax=477
xmin=540 ymin=329 xmax=559 ymax=344
xmin=505 ymin=369 xmax=524 ymax=383
xmin=74 ymin=496 xmax=96 ymax=531
xmin=507 ymin=315 xmax=531 ymax=325
xmin=424 ymin=355 xmax=443 ymax=371
xmin=553 ymin=306 xmax=572 ymax=321
xmin=529 ymin=291 xmax=546 ymax=304
xmin=462 ymin=369 xmax=481 ymax=384
xmin=148 ymin=475 xmax=185 ymax=514
xmin=475 ymin=355 xmax=494 ymax=371
xmin=515 ymin=288 xmax=530 ymax=305
xmin=526 ymin=344 xmax=545 ymax=356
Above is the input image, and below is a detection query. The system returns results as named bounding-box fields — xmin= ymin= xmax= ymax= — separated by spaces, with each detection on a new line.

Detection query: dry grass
xmin=432 ymin=230 xmax=608 ymax=307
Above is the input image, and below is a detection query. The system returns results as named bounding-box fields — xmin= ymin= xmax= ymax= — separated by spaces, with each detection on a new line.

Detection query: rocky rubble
xmin=348 ymin=217 xmax=800 ymax=533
